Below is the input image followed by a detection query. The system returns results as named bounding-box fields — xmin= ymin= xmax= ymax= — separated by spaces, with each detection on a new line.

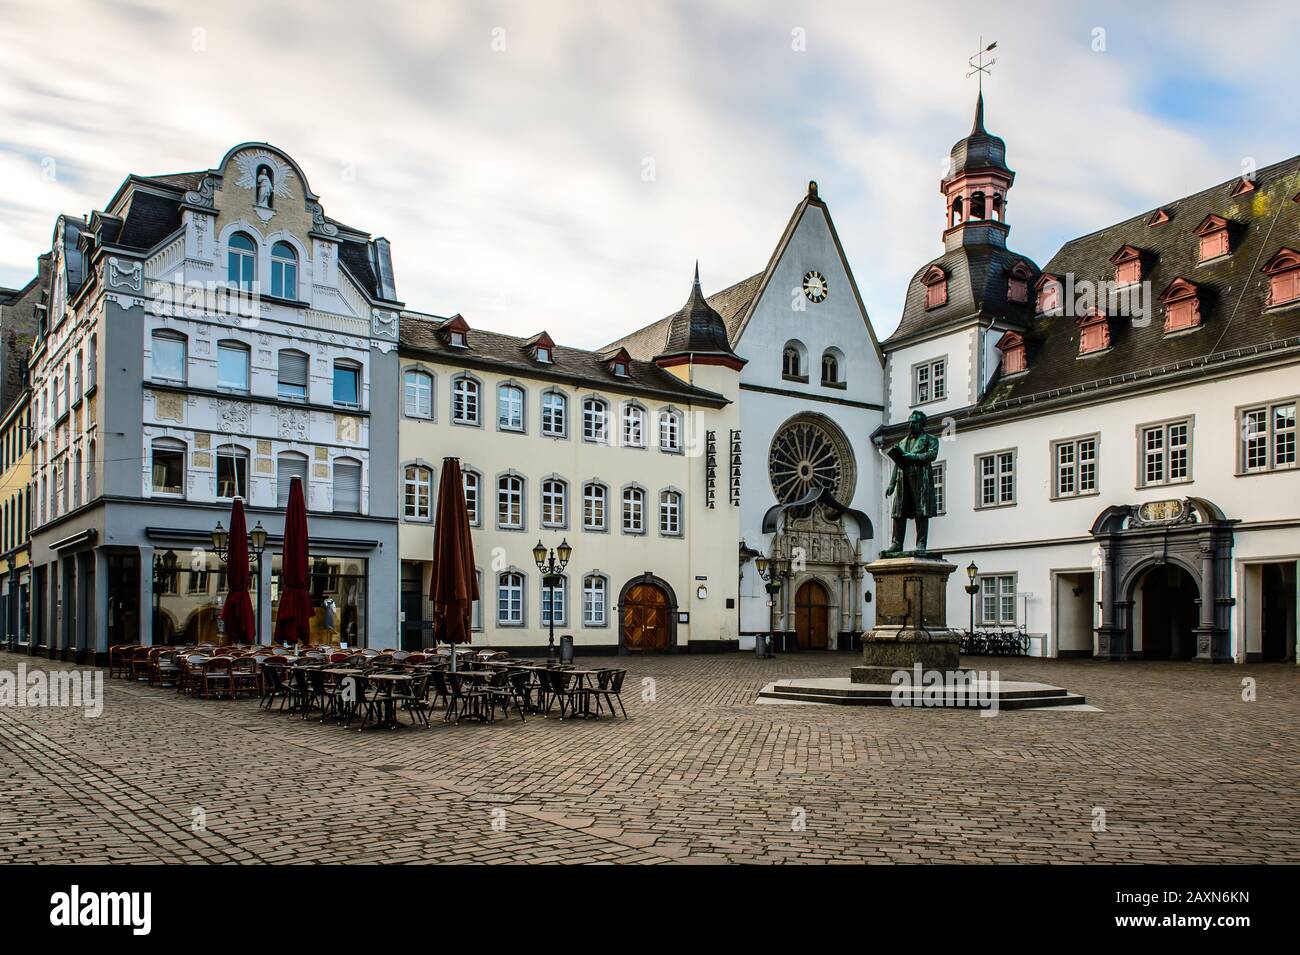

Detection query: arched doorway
xmin=1136 ymin=564 xmax=1199 ymax=660
xmin=620 ymin=576 xmax=673 ymax=653
xmin=794 ymin=579 xmax=831 ymax=650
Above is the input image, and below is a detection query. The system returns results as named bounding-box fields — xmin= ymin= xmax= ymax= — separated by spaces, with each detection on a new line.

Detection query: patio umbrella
xmin=219 ymin=497 xmax=255 ymax=646
xmin=274 ymin=475 xmax=313 ymax=647
xmin=430 ymin=457 xmax=478 ymax=672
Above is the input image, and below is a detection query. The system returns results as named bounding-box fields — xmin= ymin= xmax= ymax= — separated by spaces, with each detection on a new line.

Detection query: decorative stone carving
xmin=184 ymin=176 xmax=216 ymax=209
xmin=214 ymin=399 xmax=250 ymax=432
xmin=337 ymin=415 xmax=359 ymax=444
xmin=372 ymin=308 xmax=397 ymax=338
xmin=278 ymin=407 xmax=309 ymax=440
xmin=256 ymin=439 xmax=272 ymax=455
xmin=108 ymin=257 xmax=143 ymax=292
xmin=255 ymin=458 xmax=274 ymax=475
xmin=314 ymin=446 xmax=329 ymax=461
xmin=310 ymin=202 xmax=339 ymax=237
xmin=155 ymin=393 xmax=184 ymax=422
xmin=192 ymin=452 xmax=212 ymax=469
xmin=312 ymin=464 xmax=329 ymax=479
xmin=194 ymin=433 xmax=211 ymax=450
xmin=232 ymin=150 xmax=294 ymax=223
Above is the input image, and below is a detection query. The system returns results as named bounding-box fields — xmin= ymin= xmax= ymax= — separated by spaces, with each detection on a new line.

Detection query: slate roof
xmin=983 ymin=153 xmax=1300 ymax=408
xmin=400 ymin=313 xmax=728 ymax=406
xmin=114 ymin=190 xmax=185 ymax=251
xmin=945 ymin=93 xmax=1013 ymax=181
xmin=605 ymin=271 xmax=763 ymax=360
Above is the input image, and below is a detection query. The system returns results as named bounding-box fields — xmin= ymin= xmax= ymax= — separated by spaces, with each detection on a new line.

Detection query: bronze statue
xmin=882 ymin=410 xmax=939 ymax=557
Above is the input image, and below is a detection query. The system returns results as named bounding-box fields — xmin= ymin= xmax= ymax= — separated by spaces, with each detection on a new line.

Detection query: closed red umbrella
xmin=430 ymin=457 xmax=478 ymax=670
xmin=275 ymin=476 xmax=313 ymax=647
xmin=219 ymin=497 xmax=256 ymax=646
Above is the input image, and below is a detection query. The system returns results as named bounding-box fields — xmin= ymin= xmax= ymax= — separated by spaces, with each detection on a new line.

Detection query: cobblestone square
xmin=1 ymin=650 xmax=1296 ymax=864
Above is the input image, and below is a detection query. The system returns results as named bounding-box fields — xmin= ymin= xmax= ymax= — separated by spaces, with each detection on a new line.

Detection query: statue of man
xmin=882 ymin=409 xmax=939 ymax=557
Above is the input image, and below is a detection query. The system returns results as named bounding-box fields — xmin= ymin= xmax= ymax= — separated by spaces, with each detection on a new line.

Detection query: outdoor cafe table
xmin=364 ymin=672 xmax=417 ymax=729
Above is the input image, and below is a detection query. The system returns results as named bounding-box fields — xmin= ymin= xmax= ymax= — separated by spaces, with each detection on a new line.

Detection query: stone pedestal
xmin=851 ymin=556 xmax=962 ymax=683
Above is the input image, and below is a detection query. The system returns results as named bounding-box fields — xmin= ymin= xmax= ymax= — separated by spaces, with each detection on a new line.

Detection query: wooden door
xmin=794 ymin=580 xmax=830 ymax=650
xmin=622 ymin=582 xmax=669 ymax=652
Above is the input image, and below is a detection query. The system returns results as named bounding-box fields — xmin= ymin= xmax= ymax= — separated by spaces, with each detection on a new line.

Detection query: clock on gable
xmin=802 ymin=270 xmax=828 ymax=303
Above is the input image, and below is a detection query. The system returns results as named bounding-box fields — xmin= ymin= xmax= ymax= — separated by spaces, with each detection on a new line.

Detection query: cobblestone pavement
xmin=1 ymin=650 xmax=1297 ymax=864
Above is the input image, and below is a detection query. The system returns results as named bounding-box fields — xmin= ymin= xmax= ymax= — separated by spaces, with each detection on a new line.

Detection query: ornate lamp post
xmin=210 ymin=518 xmax=268 ymax=642
xmin=532 ymin=537 xmax=571 ymax=662
xmin=965 ymin=560 xmax=980 ymax=636
xmin=754 ymin=553 xmax=790 ymax=657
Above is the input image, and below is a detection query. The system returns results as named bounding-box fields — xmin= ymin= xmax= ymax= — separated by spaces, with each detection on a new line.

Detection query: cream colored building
xmin=396 ymin=273 xmax=743 ymax=653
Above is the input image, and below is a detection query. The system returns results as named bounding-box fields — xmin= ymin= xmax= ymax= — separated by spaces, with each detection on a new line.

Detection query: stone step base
xmin=757 ymin=678 xmax=1086 ymax=711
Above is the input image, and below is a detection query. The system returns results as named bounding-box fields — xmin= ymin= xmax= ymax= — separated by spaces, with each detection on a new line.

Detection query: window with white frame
xmin=541 ymin=478 xmax=567 ymax=527
xmin=270 ymin=241 xmax=298 ymax=299
xmin=218 ymin=341 xmax=250 ymax=392
xmin=152 ymin=332 xmax=186 ymax=384
xmin=659 ymin=489 xmax=682 ymax=535
xmin=278 ymin=350 xmax=309 ymax=401
xmin=1241 ymin=401 xmax=1296 ymax=472
xmin=582 ymin=574 xmax=607 ymax=626
xmin=404 ymin=465 xmax=433 ymax=520
xmin=227 ymin=232 xmax=256 ymax=290
xmin=976 ymin=450 xmax=1016 ymax=507
xmin=541 ymin=575 xmax=566 ymax=627
xmin=541 ymin=391 xmax=567 ymax=437
xmin=913 ymin=358 xmax=946 ymax=404
xmin=1053 ymin=436 xmax=1098 ymax=498
xmin=659 ymin=409 xmax=682 ymax=453
xmin=978 ymin=574 xmax=1017 ymax=625
xmin=452 ymin=375 xmax=480 ymax=424
xmin=583 ymin=482 xmax=607 ymax=530
xmin=498 ymin=383 xmax=524 ymax=431
xmin=497 ymin=572 xmax=524 ymax=625
xmin=403 ymin=369 xmax=433 ymax=419
xmin=333 ymin=361 xmax=361 ymax=409
xmin=151 ymin=439 xmax=185 ymax=496
xmin=623 ymin=404 xmax=645 ymax=447
xmin=216 ymin=445 xmax=249 ymax=499
xmin=622 ymin=486 xmax=645 ymax=533
xmin=583 ymin=398 xmax=608 ymax=442
xmin=1139 ymin=419 xmax=1191 ymax=486
xmin=462 ymin=469 xmax=480 ymax=525
xmin=932 ymin=461 xmax=946 ymax=515
xmin=497 ymin=474 xmax=524 ymax=528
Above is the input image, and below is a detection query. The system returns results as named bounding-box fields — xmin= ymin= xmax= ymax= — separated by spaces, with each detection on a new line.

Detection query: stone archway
xmin=617 ymin=573 xmax=678 ymax=654
xmin=1091 ymin=497 xmax=1234 ymax=662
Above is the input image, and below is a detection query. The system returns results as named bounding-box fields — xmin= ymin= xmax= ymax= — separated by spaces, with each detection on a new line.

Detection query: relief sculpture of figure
xmin=881 ymin=409 xmax=940 ymax=557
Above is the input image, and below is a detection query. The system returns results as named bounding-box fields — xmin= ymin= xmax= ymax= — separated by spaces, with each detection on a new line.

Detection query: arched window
xmin=582 ymin=398 xmax=608 ymax=442
xmin=969 ymin=191 xmax=986 ymax=220
xmin=403 ymin=369 xmax=433 ymax=419
xmin=659 ymin=489 xmax=682 ymax=536
xmin=621 ymin=486 xmax=645 ymax=534
xmin=497 ymin=383 xmax=525 ymax=432
xmin=151 ymin=331 xmax=187 ymax=384
xmin=462 ymin=468 xmax=481 ymax=525
xmin=582 ymin=574 xmax=608 ymax=627
xmin=452 ymin=375 xmax=480 ymax=425
xmin=782 ymin=342 xmax=805 ymax=380
xmin=216 ymin=444 xmax=249 ymax=499
xmin=583 ymin=482 xmax=607 ymax=530
xmin=541 ymin=478 xmax=567 ymax=527
xmin=950 ymin=195 xmax=964 ymax=227
xmin=271 ymin=241 xmax=298 ymax=299
xmin=541 ymin=390 xmax=567 ymax=437
xmin=659 ymin=409 xmax=682 ymax=453
xmin=497 ymin=571 xmax=524 ymax=625
xmin=151 ymin=438 xmax=186 ymax=497
xmin=403 ymin=464 xmax=433 ymax=520
xmin=333 ymin=458 xmax=363 ymax=513
xmin=622 ymin=403 xmax=645 ymax=448
xmin=497 ymin=473 xmax=524 ymax=528
xmin=276 ymin=451 xmax=308 ymax=508
xmin=541 ymin=573 xmax=566 ymax=627
xmin=821 ymin=349 xmax=843 ymax=386
xmin=228 ymin=232 xmax=257 ymax=290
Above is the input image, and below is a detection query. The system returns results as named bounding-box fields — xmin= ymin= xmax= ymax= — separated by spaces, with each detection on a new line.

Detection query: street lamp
xmin=965 ymin=560 xmax=980 ymax=638
xmin=533 ymin=538 xmax=572 ymax=662
xmin=152 ymin=549 xmax=179 ymax=643
xmin=754 ymin=552 xmax=791 ymax=658
xmin=211 ymin=515 xmax=269 ymax=643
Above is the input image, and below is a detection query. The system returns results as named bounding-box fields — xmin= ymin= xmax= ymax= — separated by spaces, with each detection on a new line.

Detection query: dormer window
xmin=449 ymin=331 xmax=467 ymax=348
xmin=613 ymin=361 xmax=628 ymax=377
xmin=1109 ymin=245 xmax=1143 ymax=286
xmin=922 ymin=266 xmax=947 ymax=310
xmin=1230 ymin=177 xmax=1256 ymax=198
xmin=440 ymin=314 xmax=470 ymax=349
xmin=996 ymin=331 xmax=1027 ymax=375
xmin=1159 ymin=278 xmax=1202 ymax=333
xmin=1148 ymin=208 xmax=1170 ymax=227
xmin=525 ymin=331 xmax=556 ymax=364
xmin=1007 ymin=261 xmax=1032 ymax=304
xmin=1262 ymin=249 xmax=1300 ymax=307
xmin=604 ymin=347 xmax=633 ymax=378
xmin=1194 ymin=214 xmax=1231 ymax=262
xmin=536 ymin=347 xmax=551 ymax=363
xmin=1035 ymin=273 xmax=1063 ymax=315
xmin=1076 ymin=310 xmax=1110 ymax=355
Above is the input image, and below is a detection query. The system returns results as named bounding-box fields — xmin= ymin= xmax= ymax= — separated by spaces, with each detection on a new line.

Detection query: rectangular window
xmin=541 ymin=392 xmax=566 ymax=437
xmin=471 ymin=570 xmax=483 ymax=631
xmin=582 ymin=576 xmax=606 ymax=626
xmin=151 ymin=444 xmax=184 ymax=496
xmin=333 ymin=461 xmax=362 ymax=513
xmin=404 ymin=466 xmax=432 ymax=520
xmin=278 ymin=351 xmax=309 ymax=401
xmin=1139 ymin=419 xmax=1192 ymax=486
xmin=452 ymin=377 xmax=479 ymax=424
xmin=659 ymin=491 xmax=681 ymax=535
xmin=622 ymin=488 xmax=644 ymax=533
xmin=218 ymin=344 xmax=250 ymax=392
xmin=932 ymin=461 xmax=946 ymax=515
xmin=978 ymin=575 xmax=1017 ymax=626
xmin=659 ymin=411 xmax=681 ymax=452
xmin=498 ymin=385 xmax=524 ymax=431
xmin=333 ymin=363 xmax=360 ymax=408
xmin=584 ymin=484 xmax=606 ymax=530
xmin=541 ymin=576 xmax=566 ymax=627
xmin=583 ymin=400 xmax=607 ymax=442
xmin=913 ymin=358 xmax=946 ymax=404
xmin=498 ymin=477 xmax=523 ymax=529
xmin=463 ymin=471 xmax=480 ymax=526
xmin=152 ymin=335 xmax=186 ymax=384
xmin=542 ymin=481 xmax=566 ymax=527
xmin=976 ymin=450 xmax=1016 ymax=507
xmin=497 ymin=573 xmax=523 ymax=625
xmin=1240 ymin=401 xmax=1297 ymax=473
xmin=623 ymin=406 xmax=645 ymax=447
xmin=216 ymin=448 xmax=248 ymax=499
xmin=1052 ymin=436 xmax=1098 ymax=498
xmin=277 ymin=455 xmax=308 ymax=508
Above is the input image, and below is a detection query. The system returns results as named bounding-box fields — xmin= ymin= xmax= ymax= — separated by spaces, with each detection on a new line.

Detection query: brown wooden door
xmin=794 ymin=580 xmax=830 ymax=650
xmin=622 ymin=583 xmax=669 ymax=652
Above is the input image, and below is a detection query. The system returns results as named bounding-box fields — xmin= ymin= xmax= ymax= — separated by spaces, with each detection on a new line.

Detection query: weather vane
xmin=967 ymin=37 xmax=998 ymax=93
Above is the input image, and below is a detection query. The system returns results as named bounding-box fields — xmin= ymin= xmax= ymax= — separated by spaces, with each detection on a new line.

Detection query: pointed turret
xmin=654 ymin=264 xmax=745 ymax=370
xmin=940 ymin=93 xmax=1016 ymax=249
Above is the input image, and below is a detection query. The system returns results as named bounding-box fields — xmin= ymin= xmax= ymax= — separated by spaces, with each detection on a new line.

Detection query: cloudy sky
xmin=2 ymin=0 xmax=1298 ymax=344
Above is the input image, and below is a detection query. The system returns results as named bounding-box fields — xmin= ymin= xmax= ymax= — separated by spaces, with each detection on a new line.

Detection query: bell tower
xmin=940 ymin=92 xmax=1015 ymax=250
